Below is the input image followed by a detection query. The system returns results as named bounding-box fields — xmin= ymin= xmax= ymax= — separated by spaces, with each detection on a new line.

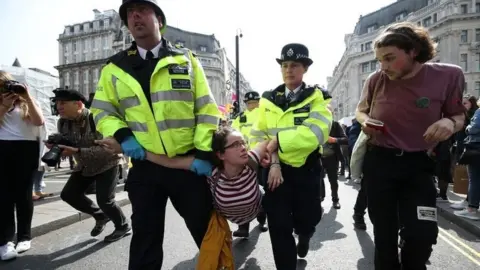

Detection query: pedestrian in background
xmin=356 ymin=22 xmax=465 ymax=269
xmin=0 ymin=70 xmax=45 ymax=261
xmin=32 ymin=122 xmax=53 ymax=201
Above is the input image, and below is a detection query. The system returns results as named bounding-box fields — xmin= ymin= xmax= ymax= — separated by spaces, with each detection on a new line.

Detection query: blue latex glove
xmin=189 ymin=159 xmax=213 ymax=176
xmin=121 ymin=136 xmax=145 ymax=160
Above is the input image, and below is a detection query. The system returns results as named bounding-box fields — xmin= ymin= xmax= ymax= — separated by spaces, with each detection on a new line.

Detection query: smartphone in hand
xmin=366 ymin=119 xmax=386 ymax=133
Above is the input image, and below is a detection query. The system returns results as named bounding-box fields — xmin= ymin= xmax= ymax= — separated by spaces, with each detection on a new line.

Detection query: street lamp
xmin=235 ymin=28 xmax=243 ymax=114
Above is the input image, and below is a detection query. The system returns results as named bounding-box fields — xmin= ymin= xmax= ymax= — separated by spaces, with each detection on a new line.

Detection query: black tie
xmin=287 ymin=91 xmax=295 ymax=101
xmin=146 ymin=50 xmax=154 ymax=60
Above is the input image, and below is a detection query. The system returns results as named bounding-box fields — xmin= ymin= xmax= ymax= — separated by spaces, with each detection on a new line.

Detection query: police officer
xmin=90 ymin=1 xmax=221 ymax=269
xmin=250 ymin=43 xmax=332 ymax=269
xmin=231 ymin=91 xmax=268 ymax=237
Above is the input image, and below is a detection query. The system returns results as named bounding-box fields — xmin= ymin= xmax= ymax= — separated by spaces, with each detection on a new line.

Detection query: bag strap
xmin=368 ymin=72 xmax=383 ymax=115
xmin=88 ymin=113 xmax=96 ymax=132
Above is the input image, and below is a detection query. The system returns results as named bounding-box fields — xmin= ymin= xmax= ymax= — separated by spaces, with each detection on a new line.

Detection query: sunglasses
xmin=225 ymin=140 xmax=247 ymax=149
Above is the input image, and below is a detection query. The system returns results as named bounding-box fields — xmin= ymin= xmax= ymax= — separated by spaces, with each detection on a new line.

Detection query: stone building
xmin=327 ymin=0 xmax=480 ymax=119
xmin=55 ymin=9 xmax=253 ymax=109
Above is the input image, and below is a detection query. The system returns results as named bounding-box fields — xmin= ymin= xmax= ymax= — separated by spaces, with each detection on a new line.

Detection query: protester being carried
xmin=96 ymin=126 xmax=281 ymax=225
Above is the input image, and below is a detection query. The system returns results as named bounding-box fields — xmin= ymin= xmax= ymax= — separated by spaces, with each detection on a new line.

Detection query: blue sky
xmin=0 ymin=0 xmax=394 ymax=91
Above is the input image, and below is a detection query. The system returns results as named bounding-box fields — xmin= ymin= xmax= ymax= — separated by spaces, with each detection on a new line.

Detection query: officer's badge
xmin=127 ymin=50 xmax=137 ymax=56
xmin=287 ymin=48 xmax=294 ymax=57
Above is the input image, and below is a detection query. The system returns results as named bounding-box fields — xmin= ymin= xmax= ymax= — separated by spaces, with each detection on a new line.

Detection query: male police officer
xmin=250 ymin=43 xmax=332 ymax=269
xmin=231 ymin=91 xmax=268 ymax=237
xmin=90 ymin=0 xmax=220 ymax=269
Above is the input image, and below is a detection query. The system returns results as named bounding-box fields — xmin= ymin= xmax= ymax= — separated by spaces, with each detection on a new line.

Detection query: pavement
xmin=1 ymin=176 xmax=480 ymax=270
xmin=436 ymin=185 xmax=480 ymax=238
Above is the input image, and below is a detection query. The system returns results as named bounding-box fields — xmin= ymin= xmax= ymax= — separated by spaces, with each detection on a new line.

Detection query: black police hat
xmin=119 ymin=0 xmax=167 ymax=34
xmin=53 ymin=88 xmax=87 ymax=103
xmin=276 ymin=43 xmax=313 ymax=67
xmin=243 ymin=91 xmax=260 ymax=102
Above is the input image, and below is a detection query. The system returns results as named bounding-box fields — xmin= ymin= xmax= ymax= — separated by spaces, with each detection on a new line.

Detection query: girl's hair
xmin=211 ymin=126 xmax=235 ymax=169
xmin=0 ymin=70 xmax=29 ymax=122
xmin=465 ymin=95 xmax=479 ymax=112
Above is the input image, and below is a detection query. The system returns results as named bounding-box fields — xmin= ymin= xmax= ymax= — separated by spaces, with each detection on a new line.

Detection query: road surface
xmin=3 ymin=178 xmax=480 ymax=270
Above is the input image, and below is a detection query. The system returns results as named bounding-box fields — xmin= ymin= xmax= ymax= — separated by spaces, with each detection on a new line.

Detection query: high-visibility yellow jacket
xmin=90 ymin=40 xmax=221 ymax=158
xmin=250 ymin=83 xmax=332 ymax=167
xmin=231 ymin=107 xmax=259 ymax=144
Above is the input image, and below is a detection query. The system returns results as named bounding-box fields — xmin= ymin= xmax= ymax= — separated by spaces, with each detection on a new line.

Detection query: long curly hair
xmin=0 ymin=70 xmax=29 ymax=122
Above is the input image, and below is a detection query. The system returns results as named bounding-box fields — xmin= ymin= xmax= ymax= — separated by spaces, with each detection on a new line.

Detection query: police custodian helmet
xmin=276 ymin=43 xmax=313 ymax=67
xmin=243 ymin=91 xmax=260 ymax=103
xmin=119 ymin=0 xmax=167 ymax=34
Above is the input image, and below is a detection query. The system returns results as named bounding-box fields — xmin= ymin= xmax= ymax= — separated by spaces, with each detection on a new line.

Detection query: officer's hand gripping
xmin=121 ymin=136 xmax=146 ymax=160
xmin=189 ymin=159 xmax=213 ymax=176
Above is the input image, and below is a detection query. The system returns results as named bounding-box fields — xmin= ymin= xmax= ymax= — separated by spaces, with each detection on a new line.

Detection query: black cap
xmin=119 ymin=0 xmax=167 ymax=34
xmin=243 ymin=91 xmax=260 ymax=102
xmin=276 ymin=43 xmax=313 ymax=67
xmin=53 ymin=89 xmax=87 ymax=103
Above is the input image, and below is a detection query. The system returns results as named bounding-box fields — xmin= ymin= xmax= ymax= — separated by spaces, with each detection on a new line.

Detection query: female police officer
xmin=250 ymin=43 xmax=332 ymax=269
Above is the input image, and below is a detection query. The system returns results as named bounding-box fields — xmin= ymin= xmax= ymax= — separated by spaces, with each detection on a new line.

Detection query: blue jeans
xmin=467 ymin=160 xmax=480 ymax=209
xmin=32 ymin=170 xmax=45 ymax=193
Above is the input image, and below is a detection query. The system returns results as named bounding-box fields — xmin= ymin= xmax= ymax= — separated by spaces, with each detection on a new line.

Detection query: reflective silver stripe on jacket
xmin=267 ymin=127 xmax=298 ymax=137
xmin=151 ymin=90 xmax=194 ymax=103
xmin=308 ymin=111 xmax=332 ymax=131
xmin=90 ymin=99 xmax=124 ymax=125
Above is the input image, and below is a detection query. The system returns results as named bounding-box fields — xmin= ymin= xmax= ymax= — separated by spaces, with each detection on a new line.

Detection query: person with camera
xmin=46 ymin=89 xmax=131 ymax=243
xmin=0 ymin=70 xmax=45 ymax=261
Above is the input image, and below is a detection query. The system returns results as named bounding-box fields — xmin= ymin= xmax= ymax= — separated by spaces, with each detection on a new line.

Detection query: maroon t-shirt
xmin=357 ymin=63 xmax=466 ymax=151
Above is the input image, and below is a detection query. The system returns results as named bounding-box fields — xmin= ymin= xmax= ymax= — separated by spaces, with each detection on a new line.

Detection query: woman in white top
xmin=0 ymin=71 xmax=45 ymax=261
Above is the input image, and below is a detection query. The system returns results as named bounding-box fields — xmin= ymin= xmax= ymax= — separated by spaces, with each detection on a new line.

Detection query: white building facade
xmin=327 ymin=0 xmax=480 ymax=120
xmin=55 ymin=9 xmax=253 ymax=110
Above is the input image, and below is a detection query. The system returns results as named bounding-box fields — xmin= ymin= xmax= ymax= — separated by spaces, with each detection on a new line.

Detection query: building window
xmin=460 ymin=30 xmax=468 ymax=43
xmin=476 ymin=53 xmax=480 ymax=70
xmin=125 ymin=34 xmax=132 ymax=44
xmin=199 ymin=46 xmax=207 ymax=52
xmin=64 ymin=72 xmax=70 ymax=88
xmin=104 ymin=19 xmax=110 ymax=27
xmin=367 ymin=25 xmax=376 ymax=33
xmin=365 ymin=42 xmax=372 ymax=51
xmin=461 ymin=4 xmax=468 ymax=14
xmin=476 ymin=29 xmax=480 ymax=42
xmin=475 ymin=81 xmax=480 ymax=94
xmin=476 ymin=3 xmax=480 ymax=13
xmin=360 ymin=44 xmax=364 ymax=52
xmin=395 ymin=12 xmax=406 ymax=22
xmin=84 ymin=70 xmax=89 ymax=82
xmin=361 ymin=63 xmax=369 ymax=73
xmin=370 ymin=61 xmax=377 ymax=71
xmin=176 ymin=41 xmax=185 ymax=47
xmin=460 ymin=53 xmax=468 ymax=71
xmin=73 ymin=42 xmax=77 ymax=52
xmin=423 ymin=17 xmax=432 ymax=27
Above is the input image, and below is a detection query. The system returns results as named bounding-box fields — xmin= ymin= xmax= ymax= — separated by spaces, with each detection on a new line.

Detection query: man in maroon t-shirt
xmin=356 ymin=22 xmax=465 ymax=270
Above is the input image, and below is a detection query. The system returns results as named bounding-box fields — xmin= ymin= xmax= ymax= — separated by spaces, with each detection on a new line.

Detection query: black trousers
xmin=354 ymin=177 xmax=367 ymax=215
xmin=320 ymin=155 xmax=339 ymax=202
xmin=61 ymin=166 xmax=126 ymax=228
xmin=0 ymin=140 xmax=39 ymax=245
xmin=127 ymin=160 xmax=212 ymax=270
xmin=264 ymin=158 xmax=323 ymax=270
xmin=363 ymin=146 xmax=438 ymax=270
